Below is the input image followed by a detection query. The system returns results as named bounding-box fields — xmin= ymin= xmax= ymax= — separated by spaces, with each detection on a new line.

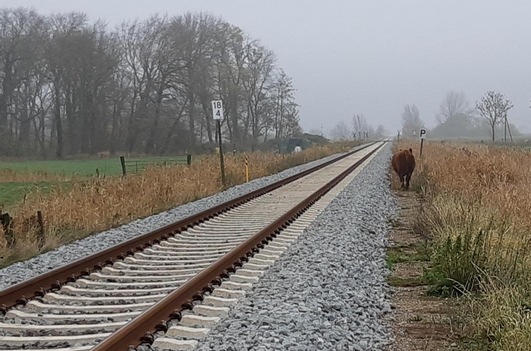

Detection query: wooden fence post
xmin=245 ymin=155 xmax=249 ymax=182
xmin=0 ymin=212 xmax=14 ymax=248
xmin=120 ymin=156 xmax=126 ymax=176
xmin=37 ymin=210 xmax=45 ymax=249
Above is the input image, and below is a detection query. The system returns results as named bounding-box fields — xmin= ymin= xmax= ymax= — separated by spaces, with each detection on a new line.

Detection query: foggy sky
xmin=2 ymin=0 xmax=531 ymax=136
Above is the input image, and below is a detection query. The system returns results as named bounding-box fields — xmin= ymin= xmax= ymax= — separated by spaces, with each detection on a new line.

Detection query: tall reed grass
xmin=398 ymin=140 xmax=531 ymax=350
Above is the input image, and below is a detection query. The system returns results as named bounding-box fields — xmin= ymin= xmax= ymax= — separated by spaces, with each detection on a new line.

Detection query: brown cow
xmin=392 ymin=148 xmax=416 ymax=190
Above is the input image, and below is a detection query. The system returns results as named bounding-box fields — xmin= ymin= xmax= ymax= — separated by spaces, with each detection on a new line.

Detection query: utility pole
xmin=504 ymin=114 xmax=507 ymax=142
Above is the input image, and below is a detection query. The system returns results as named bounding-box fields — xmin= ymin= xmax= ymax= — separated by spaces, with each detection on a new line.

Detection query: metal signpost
xmin=419 ymin=128 xmax=427 ymax=157
xmin=212 ymin=100 xmax=225 ymax=185
xmin=245 ymin=155 xmax=249 ymax=183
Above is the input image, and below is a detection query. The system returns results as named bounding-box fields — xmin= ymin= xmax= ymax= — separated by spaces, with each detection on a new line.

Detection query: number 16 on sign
xmin=212 ymin=100 xmax=224 ymax=120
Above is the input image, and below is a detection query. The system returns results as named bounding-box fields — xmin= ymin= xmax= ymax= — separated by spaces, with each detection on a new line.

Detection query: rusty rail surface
xmin=92 ymin=142 xmax=384 ymax=351
xmin=0 ymin=142 xmax=375 ymax=312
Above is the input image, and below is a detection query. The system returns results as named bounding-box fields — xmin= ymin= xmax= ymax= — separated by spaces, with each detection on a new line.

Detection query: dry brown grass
xmin=0 ymin=143 xmax=356 ymax=266
xmin=396 ymin=140 xmax=531 ymax=350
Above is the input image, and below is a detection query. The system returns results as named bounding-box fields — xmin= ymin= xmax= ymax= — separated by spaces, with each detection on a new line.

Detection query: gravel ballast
xmin=0 ymin=144 xmax=370 ymax=290
xmin=0 ymin=143 xmax=398 ymax=350
xmin=194 ymin=143 xmax=397 ymax=351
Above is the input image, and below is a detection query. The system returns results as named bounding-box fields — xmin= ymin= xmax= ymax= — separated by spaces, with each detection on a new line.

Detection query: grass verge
xmin=395 ymin=140 xmax=531 ymax=350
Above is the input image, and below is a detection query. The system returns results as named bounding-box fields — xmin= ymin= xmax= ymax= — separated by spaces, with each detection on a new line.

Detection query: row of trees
xmin=0 ymin=8 xmax=301 ymax=157
xmin=329 ymin=114 xmax=386 ymax=141
xmin=400 ymin=91 xmax=517 ymax=141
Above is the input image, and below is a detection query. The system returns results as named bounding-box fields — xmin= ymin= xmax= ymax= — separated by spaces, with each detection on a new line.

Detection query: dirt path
xmin=386 ymin=191 xmax=462 ymax=351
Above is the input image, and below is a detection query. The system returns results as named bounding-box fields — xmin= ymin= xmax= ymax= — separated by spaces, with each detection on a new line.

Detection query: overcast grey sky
xmin=2 ymin=0 xmax=531 ymax=135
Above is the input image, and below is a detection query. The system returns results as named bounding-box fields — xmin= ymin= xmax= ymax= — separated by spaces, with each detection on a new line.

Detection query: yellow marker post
xmin=245 ymin=155 xmax=249 ymax=182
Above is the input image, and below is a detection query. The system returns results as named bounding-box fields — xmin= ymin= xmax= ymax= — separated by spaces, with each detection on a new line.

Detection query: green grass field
xmin=0 ymin=182 xmax=64 ymax=209
xmin=0 ymin=155 xmax=190 ymax=177
xmin=0 ymin=155 xmax=191 ymax=210
xmin=0 ymin=159 xmax=120 ymax=177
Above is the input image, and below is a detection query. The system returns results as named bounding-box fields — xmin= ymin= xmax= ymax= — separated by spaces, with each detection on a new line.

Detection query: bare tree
xmin=330 ymin=120 xmax=351 ymax=141
xmin=174 ymin=13 xmax=224 ymax=147
xmin=401 ymin=104 xmax=423 ymax=138
xmin=242 ymin=42 xmax=275 ymax=143
xmin=374 ymin=125 xmax=386 ymax=138
xmin=119 ymin=16 xmax=170 ymax=152
xmin=45 ymin=12 xmax=89 ymax=158
xmin=270 ymin=69 xmax=297 ymax=139
xmin=0 ymin=8 xmax=301 ymax=157
xmin=476 ymin=91 xmax=513 ymax=142
xmin=431 ymin=91 xmax=479 ymax=138
xmin=215 ymin=24 xmax=245 ymax=143
xmin=352 ymin=114 xmax=372 ymax=139
xmin=436 ymin=91 xmax=474 ymax=124
xmin=0 ymin=8 xmax=44 ymax=153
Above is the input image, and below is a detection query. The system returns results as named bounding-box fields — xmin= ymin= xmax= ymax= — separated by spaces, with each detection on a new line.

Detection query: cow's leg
xmin=400 ymin=175 xmax=405 ymax=189
xmin=405 ymin=173 xmax=412 ymax=190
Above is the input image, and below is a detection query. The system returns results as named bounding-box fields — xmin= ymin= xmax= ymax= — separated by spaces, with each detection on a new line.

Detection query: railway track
xmin=0 ymin=141 xmax=385 ymax=351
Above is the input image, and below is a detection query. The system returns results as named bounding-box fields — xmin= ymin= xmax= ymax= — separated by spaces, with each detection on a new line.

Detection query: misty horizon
xmin=1 ymin=0 xmax=531 ymax=138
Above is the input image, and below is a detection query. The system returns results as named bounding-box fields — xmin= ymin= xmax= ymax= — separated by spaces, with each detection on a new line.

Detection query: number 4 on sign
xmin=212 ymin=100 xmax=224 ymax=120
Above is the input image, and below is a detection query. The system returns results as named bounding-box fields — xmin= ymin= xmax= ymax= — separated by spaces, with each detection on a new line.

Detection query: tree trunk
xmin=126 ymin=90 xmax=138 ymax=152
xmin=54 ymin=81 xmax=64 ymax=158
xmin=110 ymin=101 xmax=121 ymax=155
xmin=161 ymin=98 xmax=188 ymax=154
xmin=0 ymin=57 xmax=13 ymax=153
xmin=188 ymin=90 xmax=196 ymax=147
xmin=65 ymin=87 xmax=77 ymax=154
xmin=199 ymin=95 xmax=214 ymax=143
xmin=145 ymin=85 xmax=164 ymax=154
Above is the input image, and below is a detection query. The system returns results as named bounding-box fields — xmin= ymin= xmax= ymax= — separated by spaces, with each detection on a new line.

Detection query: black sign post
xmin=419 ymin=128 xmax=427 ymax=157
xmin=212 ymin=100 xmax=226 ymax=185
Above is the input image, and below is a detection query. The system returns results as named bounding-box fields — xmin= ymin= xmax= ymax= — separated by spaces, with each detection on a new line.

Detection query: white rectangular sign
xmin=419 ymin=128 xmax=427 ymax=139
xmin=212 ymin=100 xmax=224 ymax=120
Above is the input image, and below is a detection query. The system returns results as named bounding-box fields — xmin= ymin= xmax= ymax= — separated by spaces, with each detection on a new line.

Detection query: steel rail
xmin=0 ymin=142 xmax=375 ymax=312
xmin=92 ymin=141 xmax=384 ymax=351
